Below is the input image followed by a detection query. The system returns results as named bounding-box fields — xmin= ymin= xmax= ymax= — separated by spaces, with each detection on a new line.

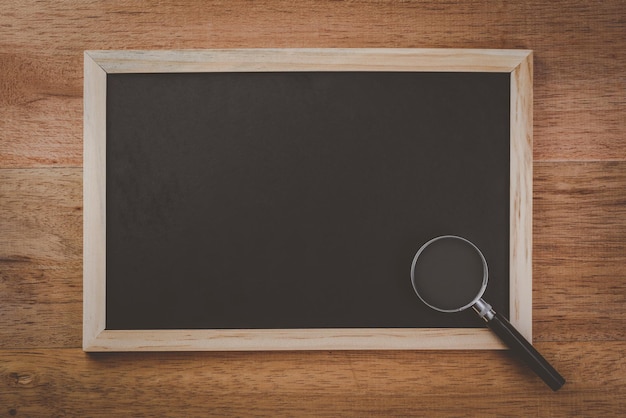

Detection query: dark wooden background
xmin=1 ymin=1 xmax=624 ymax=416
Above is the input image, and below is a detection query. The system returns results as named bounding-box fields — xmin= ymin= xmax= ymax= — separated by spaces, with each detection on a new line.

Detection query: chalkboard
xmin=83 ymin=49 xmax=533 ymax=351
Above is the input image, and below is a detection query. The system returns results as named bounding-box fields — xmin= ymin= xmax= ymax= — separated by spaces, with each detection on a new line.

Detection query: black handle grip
xmin=487 ymin=312 xmax=565 ymax=391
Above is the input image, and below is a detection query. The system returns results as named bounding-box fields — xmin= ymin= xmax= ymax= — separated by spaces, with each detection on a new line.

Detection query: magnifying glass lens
xmin=411 ymin=236 xmax=486 ymax=311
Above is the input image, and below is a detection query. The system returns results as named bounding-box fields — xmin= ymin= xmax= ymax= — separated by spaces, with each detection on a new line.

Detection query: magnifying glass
xmin=411 ymin=235 xmax=565 ymax=391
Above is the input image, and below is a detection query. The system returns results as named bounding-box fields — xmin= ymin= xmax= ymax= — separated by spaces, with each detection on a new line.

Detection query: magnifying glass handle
xmin=474 ymin=300 xmax=566 ymax=391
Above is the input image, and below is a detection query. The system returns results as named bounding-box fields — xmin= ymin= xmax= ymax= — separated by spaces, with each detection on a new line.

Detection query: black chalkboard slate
xmin=105 ymin=71 xmax=510 ymax=330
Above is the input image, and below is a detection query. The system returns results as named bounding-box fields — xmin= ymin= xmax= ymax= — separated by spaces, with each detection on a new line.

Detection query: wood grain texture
xmin=1 ymin=0 xmax=625 ymax=167
xmin=534 ymin=162 xmax=626 ymax=342
xmin=86 ymin=328 xmax=504 ymax=352
xmin=0 ymin=343 xmax=623 ymax=417
xmin=0 ymin=168 xmax=81 ymax=266
xmin=1 ymin=0 xmax=625 ymax=414
xmin=0 ymin=168 xmax=82 ymax=348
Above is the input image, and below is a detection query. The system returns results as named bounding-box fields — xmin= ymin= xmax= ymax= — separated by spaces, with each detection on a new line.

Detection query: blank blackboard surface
xmin=105 ymin=71 xmax=510 ymax=330
xmin=83 ymin=49 xmax=533 ymax=351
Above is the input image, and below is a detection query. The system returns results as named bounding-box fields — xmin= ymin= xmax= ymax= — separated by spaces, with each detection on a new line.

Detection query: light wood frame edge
xmin=83 ymin=51 xmax=108 ymax=350
xmin=86 ymin=48 xmax=530 ymax=73
xmin=83 ymin=49 xmax=532 ymax=352
xmin=509 ymin=51 xmax=533 ymax=341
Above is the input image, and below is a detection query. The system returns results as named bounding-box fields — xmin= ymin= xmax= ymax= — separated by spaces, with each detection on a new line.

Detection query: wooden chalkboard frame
xmin=83 ymin=49 xmax=532 ymax=351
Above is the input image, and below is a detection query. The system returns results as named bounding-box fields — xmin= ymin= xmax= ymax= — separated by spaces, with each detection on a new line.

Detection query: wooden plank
xmin=1 ymin=1 xmax=624 ymax=167
xmin=533 ymin=161 xmax=626 ymax=342
xmin=0 ymin=342 xmax=623 ymax=416
xmin=0 ymin=300 xmax=81 ymax=349
xmin=0 ymin=168 xmax=82 ymax=349
xmin=83 ymin=48 xmax=529 ymax=351
xmin=0 ymin=168 xmax=82 ymax=267
xmin=0 ymin=52 xmax=82 ymax=168
xmin=2 ymin=162 xmax=625 ymax=349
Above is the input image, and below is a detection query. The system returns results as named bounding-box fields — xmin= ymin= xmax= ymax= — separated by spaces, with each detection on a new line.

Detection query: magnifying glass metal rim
xmin=410 ymin=234 xmax=489 ymax=313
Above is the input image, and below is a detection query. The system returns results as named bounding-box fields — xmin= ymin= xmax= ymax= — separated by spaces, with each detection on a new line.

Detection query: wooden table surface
xmin=1 ymin=1 xmax=624 ymax=416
